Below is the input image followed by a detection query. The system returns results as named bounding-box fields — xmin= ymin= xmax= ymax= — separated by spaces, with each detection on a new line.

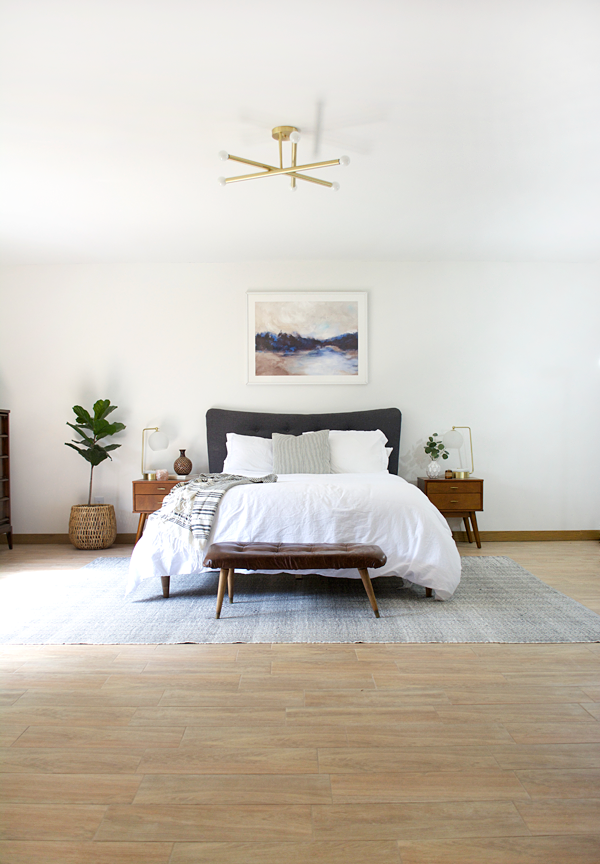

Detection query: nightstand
xmin=132 ymin=479 xmax=180 ymax=543
xmin=417 ymin=477 xmax=484 ymax=548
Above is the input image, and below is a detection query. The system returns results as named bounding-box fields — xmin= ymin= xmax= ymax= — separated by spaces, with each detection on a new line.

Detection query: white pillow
xmin=327 ymin=429 xmax=390 ymax=473
xmin=223 ymin=433 xmax=273 ymax=475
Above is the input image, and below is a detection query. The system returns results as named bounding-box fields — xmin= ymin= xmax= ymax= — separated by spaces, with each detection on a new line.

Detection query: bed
xmin=127 ymin=407 xmax=461 ymax=601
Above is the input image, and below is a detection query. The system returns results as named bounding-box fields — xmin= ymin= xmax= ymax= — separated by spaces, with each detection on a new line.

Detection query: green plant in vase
xmin=424 ymin=433 xmax=449 ymax=478
xmin=66 ymin=399 xmax=126 ymax=504
xmin=65 ymin=399 xmax=126 ymax=549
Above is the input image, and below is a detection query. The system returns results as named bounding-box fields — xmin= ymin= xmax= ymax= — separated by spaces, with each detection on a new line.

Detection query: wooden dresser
xmin=417 ymin=476 xmax=484 ymax=548
xmin=0 ymin=409 xmax=11 ymax=549
xmin=132 ymin=479 xmax=181 ymax=543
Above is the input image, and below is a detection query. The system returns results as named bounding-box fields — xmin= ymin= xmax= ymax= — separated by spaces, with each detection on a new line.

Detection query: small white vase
xmin=426 ymin=459 xmax=443 ymax=478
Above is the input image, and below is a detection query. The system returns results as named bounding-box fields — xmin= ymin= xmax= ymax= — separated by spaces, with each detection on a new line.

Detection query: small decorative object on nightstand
xmin=424 ymin=433 xmax=449 ymax=478
xmin=174 ymin=449 xmax=192 ymax=477
xmin=418 ymin=476 xmax=484 ymax=548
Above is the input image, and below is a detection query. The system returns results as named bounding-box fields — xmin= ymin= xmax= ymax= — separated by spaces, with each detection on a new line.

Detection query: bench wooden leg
xmin=358 ymin=568 xmax=380 ymax=618
xmin=160 ymin=576 xmax=170 ymax=598
xmin=228 ymin=569 xmax=235 ymax=603
xmin=216 ymin=568 xmax=230 ymax=619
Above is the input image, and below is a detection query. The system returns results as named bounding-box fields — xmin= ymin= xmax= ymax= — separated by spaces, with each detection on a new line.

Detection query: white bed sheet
xmin=127 ymin=473 xmax=461 ymax=600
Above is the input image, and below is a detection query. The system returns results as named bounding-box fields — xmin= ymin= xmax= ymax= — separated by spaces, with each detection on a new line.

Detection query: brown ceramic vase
xmin=174 ymin=449 xmax=192 ymax=476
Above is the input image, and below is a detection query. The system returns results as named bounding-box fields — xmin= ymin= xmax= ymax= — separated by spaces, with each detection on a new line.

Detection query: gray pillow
xmin=272 ymin=430 xmax=331 ymax=474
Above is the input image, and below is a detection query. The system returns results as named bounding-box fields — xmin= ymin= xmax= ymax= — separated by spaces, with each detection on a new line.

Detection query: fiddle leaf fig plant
xmin=424 ymin=433 xmax=449 ymax=461
xmin=65 ymin=399 xmax=126 ymax=505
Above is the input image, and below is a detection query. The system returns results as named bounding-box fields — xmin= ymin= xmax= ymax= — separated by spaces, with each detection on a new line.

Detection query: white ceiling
xmin=1 ymin=0 xmax=599 ymax=263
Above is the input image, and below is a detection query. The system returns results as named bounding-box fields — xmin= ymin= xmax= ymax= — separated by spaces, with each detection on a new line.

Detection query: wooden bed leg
xmin=228 ymin=569 xmax=235 ymax=603
xmin=358 ymin=568 xmax=380 ymax=618
xmin=425 ymin=587 xmax=432 ymax=598
xmin=160 ymin=576 xmax=170 ymax=598
xmin=216 ymin=568 xmax=228 ymax=619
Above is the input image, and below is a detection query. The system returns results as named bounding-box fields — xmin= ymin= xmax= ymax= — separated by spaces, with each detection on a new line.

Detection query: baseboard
xmin=11 ymin=534 xmax=137 ymax=545
xmin=9 ymin=530 xmax=600 ymax=546
xmin=452 ymin=530 xmax=600 ymax=542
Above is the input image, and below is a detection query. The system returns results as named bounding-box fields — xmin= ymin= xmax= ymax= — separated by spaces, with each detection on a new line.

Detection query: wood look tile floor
xmin=0 ymin=540 xmax=599 ymax=863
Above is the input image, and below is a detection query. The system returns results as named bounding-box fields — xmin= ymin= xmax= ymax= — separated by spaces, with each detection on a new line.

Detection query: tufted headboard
xmin=206 ymin=407 xmax=402 ymax=474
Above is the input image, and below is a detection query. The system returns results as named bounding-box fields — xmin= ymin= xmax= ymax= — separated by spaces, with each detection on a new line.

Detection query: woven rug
xmin=1 ymin=556 xmax=599 ymax=645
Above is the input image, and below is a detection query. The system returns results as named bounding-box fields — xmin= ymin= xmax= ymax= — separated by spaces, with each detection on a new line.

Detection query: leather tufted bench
xmin=203 ymin=541 xmax=387 ymax=619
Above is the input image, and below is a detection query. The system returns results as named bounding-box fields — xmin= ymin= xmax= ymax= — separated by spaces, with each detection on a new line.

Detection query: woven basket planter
xmin=69 ymin=504 xmax=117 ymax=550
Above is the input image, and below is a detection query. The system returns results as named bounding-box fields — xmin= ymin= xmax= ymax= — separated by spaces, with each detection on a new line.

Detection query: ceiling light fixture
xmin=218 ymin=126 xmax=349 ymax=191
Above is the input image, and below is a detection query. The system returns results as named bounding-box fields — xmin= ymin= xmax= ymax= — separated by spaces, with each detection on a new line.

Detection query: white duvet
xmin=127 ymin=473 xmax=461 ymax=600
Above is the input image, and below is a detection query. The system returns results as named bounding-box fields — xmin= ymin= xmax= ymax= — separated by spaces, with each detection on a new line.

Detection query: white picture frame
xmin=247 ymin=291 xmax=368 ymax=385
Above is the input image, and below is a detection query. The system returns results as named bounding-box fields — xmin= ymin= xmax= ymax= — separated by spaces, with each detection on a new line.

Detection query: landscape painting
xmin=248 ymin=292 xmax=368 ymax=385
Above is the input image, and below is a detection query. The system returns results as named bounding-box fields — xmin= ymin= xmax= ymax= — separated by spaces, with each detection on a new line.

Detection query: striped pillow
xmin=272 ymin=430 xmax=331 ymax=474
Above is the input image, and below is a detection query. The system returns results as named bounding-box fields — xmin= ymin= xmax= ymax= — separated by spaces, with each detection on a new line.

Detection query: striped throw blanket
xmin=155 ymin=473 xmax=277 ymax=541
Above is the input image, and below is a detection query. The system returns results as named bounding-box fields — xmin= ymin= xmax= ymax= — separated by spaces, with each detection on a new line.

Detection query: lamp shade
xmin=443 ymin=429 xmax=464 ymax=450
xmin=148 ymin=430 xmax=169 ymax=451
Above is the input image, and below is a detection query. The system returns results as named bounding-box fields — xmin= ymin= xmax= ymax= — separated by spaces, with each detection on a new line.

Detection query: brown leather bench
xmin=202 ymin=541 xmax=387 ymax=619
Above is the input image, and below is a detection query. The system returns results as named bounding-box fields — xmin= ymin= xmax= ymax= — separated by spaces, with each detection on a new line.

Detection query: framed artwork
xmin=248 ymin=291 xmax=368 ymax=385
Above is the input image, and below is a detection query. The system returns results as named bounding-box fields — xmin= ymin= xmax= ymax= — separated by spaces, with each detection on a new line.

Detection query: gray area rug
xmin=1 ymin=556 xmax=599 ymax=645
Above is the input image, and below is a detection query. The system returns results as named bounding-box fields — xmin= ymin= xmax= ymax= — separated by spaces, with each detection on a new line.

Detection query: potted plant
xmin=65 ymin=399 xmax=126 ymax=549
xmin=424 ymin=433 xmax=448 ymax=478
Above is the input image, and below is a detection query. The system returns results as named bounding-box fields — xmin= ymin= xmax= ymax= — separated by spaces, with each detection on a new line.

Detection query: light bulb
xmin=218 ymin=150 xmax=229 ymax=161
xmin=331 ymin=182 xmax=340 ymax=192
xmin=290 ymin=184 xmax=298 ymax=192
xmin=289 ymin=131 xmax=301 ymax=144
xmin=339 ymin=155 xmax=350 ymax=166
xmin=217 ymin=176 xmax=227 ymax=186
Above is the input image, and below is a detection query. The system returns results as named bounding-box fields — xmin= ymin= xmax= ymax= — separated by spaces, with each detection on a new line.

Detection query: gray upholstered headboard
xmin=206 ymin=407 xmax=402 ymax=474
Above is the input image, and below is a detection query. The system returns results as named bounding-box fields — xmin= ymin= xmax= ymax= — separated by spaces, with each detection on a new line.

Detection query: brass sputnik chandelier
xmin=218 ymin=126 xmax=350 ymax=192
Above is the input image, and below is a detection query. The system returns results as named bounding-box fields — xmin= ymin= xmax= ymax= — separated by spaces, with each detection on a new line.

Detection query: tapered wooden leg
xmin=228 ymin=569 xmax=235 ymax=603
xmin=426 ymin=587 xmax=432 ymax=597
xmin=470 ymin=512 xmax=482 ymax=548
xmin=160 ymin=576 xmax=170 ymax=598
xmin=463 ymin=516 xmax=473 ymax=544
xmin=216 ymin=568 xmax=228 ymax=619
xmin=358 ymin=568 xmax=380 ymax=618
xmin=135 ymin=513 xmax=147 ymax=544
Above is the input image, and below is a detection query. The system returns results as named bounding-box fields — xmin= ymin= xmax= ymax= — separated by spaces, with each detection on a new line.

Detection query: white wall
xmin=1 ymin=260 xmax=599 ymax=535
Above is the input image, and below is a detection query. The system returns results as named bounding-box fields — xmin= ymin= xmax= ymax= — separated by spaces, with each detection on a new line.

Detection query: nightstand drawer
xmin=427 ymin=491 xmax=482 ymax=511
xmin=425 ymin=481 xmax=481 ymax=495
xmin=134 ymin=482 xmax=176 ymax=494
xmin=135 ymin=493 xmax=169 ymax=512
xmin=132 ymin=479 xmax=180 ymax=515
xmin=417 ymin=477 xmax=484 ymax=513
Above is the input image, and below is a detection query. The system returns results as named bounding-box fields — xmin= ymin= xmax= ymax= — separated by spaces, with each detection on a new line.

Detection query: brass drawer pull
xmin=450 ymin=500 xmax=459 ymax=503
xmin=157 ymin=487 xmax=166 ymax=491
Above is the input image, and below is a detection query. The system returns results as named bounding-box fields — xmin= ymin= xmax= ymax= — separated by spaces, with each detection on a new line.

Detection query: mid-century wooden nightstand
xmin=132 ymin=479 xmax=180 ymax=543
xmin=417 ymin=477 xmax=484 ymax=548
